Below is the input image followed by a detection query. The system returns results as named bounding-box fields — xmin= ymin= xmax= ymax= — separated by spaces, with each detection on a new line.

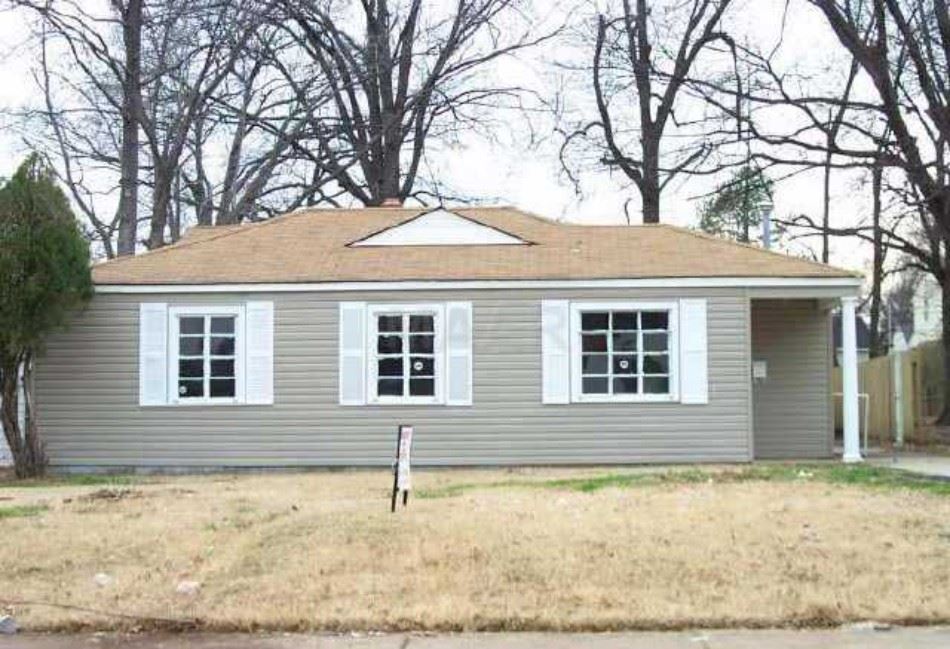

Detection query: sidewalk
xmin=869 ymin=451 xmax=950 ymax=479
xmin=5 ymin=628 xmax=950 ymax=649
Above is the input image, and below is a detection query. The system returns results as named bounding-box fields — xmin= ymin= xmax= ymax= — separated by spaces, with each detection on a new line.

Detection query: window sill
xmin=142 ymin=400 xmax=266 ymax=408
xmin=571 ymin=394 xmax=679 ymax=404
xmin=368 ymin=398 xmax=445 ymax=407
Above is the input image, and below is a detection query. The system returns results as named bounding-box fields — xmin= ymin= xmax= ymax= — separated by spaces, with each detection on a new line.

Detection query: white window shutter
xmin=679 ymin=298 xmax=709 ymax=404
xmin=244 ymin=301 xmax=274 ymax=405
xmin=339 ymin=302 xmax=367 ymax=405
xmin=445 ymin=302 xmax=473 ymax=405
xmin=541 ymin=299 xmax=571 ymax=404
xmin=139 ymin=303 xmax=168 ymax=406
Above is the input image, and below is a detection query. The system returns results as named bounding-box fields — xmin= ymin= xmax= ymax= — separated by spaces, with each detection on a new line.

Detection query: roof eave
xmin=94 ymin=275 xmax=862 ymax=295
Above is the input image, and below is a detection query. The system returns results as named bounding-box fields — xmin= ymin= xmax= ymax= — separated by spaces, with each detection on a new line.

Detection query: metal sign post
xmin=391 ymin=424 xmax=413 ymax=512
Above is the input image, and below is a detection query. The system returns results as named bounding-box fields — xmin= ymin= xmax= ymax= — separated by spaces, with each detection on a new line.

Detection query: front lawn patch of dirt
xmin=2 ymin=464 xmax=949 ymax=632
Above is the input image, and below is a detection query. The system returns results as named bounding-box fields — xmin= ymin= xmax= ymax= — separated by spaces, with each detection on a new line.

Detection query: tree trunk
xmin=147 ymin=165 xmax=172 ymax=249
xmin=116 ymin=0 xmax=142 ymax=257
xmin=169 ymin=172 xmax=182 ymax=242
xmin=1 ymin=356 xmax=44 ymax=479
xmin=21 ymin=353 xmax=46 ymax=476
xmin=641 ymin=140 xmax=660 ymax=224
xmin=0 ymin=361 xmax=24 ymax=475
xmin=641 ymin=189 xmax=660 ymax=224
xmin=821 ymin=147 xmax=832 ymax=264
xmin=379 ymin=151 xmax=401 ymax=204
xmin=868 ymin=163 xmax=885 ymax=357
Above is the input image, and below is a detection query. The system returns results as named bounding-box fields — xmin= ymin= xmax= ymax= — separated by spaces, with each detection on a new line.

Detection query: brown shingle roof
xmin=91 ymin=206 xmax=859 ymax=285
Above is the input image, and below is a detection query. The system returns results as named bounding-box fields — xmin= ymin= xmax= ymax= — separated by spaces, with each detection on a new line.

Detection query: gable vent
xmin=350 ymin=208 xmax=528 ymax=247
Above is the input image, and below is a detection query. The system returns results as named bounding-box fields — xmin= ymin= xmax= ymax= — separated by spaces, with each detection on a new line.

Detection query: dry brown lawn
xmin=2 ymin=465 xmax=950 ymax=632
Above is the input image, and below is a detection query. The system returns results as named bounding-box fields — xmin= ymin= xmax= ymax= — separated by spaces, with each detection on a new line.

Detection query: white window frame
xmin=167 ymin=305 xmax=246 ymax=406
xmin=366 ymin=303 xmax=445 ymax=405
xmin=569 ymin=301 xmax=680 ymax=403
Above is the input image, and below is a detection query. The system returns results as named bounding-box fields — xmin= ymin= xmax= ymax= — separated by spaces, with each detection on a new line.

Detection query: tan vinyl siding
xmin=751 ymin=299 xmax=834 ymax=459
xmin=36 ymin=289 xmax=752 ymax=468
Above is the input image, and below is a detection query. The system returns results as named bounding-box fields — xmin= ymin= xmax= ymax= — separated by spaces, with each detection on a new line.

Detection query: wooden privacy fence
xmin=832 ymin=339 xmax=945 ymax=445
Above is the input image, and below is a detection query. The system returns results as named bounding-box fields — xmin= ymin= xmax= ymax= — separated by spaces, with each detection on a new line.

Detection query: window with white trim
xmin=570 ymin=302 xmax=678 ymax=402
xmin=368 ymin=304 xmax=444 ymax=404
xmin=169 ymin=306 xmax=245 ymax=404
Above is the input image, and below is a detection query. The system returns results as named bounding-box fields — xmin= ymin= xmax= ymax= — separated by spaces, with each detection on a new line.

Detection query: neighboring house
xmin=908 ymin=276 xmax=942 ymax=347
xmin=832 ymin=313 xmax=871 ymax=367
xmin=34 ymin=206 xmax=863 ymax=470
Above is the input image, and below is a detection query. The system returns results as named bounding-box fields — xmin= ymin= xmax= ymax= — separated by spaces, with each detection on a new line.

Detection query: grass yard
xmin=2 ymin=464 xmax=950 ymax=632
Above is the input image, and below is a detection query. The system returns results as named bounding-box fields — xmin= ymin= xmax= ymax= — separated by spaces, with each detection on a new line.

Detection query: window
xmin=570 ymin=302 xmax=678 ymax=402
xmin=368 ymin=304 xmax=444 ymax=404
xmin=169 ymin=306 xmax=245 ymax=404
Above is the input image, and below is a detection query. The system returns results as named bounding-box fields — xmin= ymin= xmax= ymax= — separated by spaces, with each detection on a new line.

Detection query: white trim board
xmin=97 ymin=276 xmax=862 ymax=294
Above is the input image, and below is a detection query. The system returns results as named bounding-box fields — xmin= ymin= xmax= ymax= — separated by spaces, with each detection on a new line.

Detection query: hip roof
xmin=91 ymin=206 xmax=859 ymax=285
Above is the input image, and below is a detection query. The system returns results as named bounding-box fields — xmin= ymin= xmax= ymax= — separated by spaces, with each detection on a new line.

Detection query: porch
xmin=749 ymin=294 xmax=861 ymax=462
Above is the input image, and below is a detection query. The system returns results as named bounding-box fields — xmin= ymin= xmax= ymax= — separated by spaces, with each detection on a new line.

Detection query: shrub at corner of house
xmin=0 ymin=154 xmax=93 ymax=478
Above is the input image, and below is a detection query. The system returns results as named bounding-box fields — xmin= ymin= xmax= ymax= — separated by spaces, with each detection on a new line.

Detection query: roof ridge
xmin=661 ymin=224 xmax=861 ymax=277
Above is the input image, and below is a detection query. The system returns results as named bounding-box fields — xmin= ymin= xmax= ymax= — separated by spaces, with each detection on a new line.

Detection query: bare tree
xmin=809 ymin=0 xmax=950 ymax=227
xmin=10 ymin=0 xmax=319 ymax=252
xmin=180 ymin=26 xmax=344 ymax=226
xmin=280 ymin=0 xmax=553 ymax=206
xmin=821 ymin=58 xmax=860 ymax=263
xmin=10 ymin=0 xmax=145 ymax=256
xmin=560 ymin=0 xmax=736 ymax=223
xmin=138 ymin=0 xmax=276 ymax=248
xmin=798 ymin=0 xmax=950 ymax=418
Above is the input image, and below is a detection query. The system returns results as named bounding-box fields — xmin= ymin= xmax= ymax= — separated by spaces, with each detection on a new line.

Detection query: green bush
xmin=0 ymin=154 xmax=93 ymax=478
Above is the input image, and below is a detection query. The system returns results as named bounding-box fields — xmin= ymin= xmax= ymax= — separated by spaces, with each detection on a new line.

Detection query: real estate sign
xmin=391 ymin=424 xmax=413 ymax=512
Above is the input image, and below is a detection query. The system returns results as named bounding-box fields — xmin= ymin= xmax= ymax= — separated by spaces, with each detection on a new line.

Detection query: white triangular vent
xmin=351 ymin=209 xmax=527 ymax=246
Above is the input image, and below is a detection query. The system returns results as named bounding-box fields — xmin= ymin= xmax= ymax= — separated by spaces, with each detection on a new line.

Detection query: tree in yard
xmin=698 ymin=164 xmax=774 ymax=243
xmin=0 ymin=155 xmax=92 ymax=478
xmin=560 ymin=0 xmax=737 ymax=224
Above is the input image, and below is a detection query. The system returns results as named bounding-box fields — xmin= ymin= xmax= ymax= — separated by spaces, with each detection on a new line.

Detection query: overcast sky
xmin=0 ymin=0 xmax=875 ymax=276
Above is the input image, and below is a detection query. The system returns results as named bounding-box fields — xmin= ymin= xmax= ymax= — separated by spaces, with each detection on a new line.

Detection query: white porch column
xmin=841 ymin=296 xmax=862 ymax=463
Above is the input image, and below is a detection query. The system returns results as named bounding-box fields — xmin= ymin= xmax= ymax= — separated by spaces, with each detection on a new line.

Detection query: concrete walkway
xmin=870 ymin=451 xmax=950 ymax=479
xmin=4 ymin=628 xmax=950 ymax=649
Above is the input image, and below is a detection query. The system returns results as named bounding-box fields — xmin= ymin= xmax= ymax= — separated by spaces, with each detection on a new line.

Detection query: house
xmin=832 ymin=312 xmax=871 ymax=366
xmin=33 ymin=206 xmax=865 ymax=470
xmin=907 ymin=275 xmax=942 ymax=347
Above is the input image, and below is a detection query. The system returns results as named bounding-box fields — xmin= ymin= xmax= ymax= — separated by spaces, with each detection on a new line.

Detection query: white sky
xmin=0 ymin=0 xmax=876 ymax=278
